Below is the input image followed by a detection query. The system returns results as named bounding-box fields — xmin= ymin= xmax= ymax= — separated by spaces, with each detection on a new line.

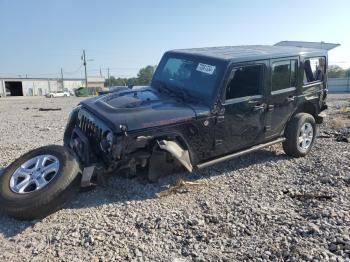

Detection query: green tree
xmin=127 ymin=77 xmax=138 ymax=86
xmin=105 ymin=76 xmax=128 ymax=87
xmin=104 ymin=65 xmax=157 ymax=87
xmin=328 ymin=65 xmax=346 ymax=78
xmin=345 ymin=68 xmax=350 ymax=78
xmin=136 ymin=65 xmax=156 ymax=85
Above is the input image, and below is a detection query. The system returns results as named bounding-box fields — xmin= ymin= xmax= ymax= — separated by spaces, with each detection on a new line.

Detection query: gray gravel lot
xmin=0 ymin=95 xmax=349 ymax=261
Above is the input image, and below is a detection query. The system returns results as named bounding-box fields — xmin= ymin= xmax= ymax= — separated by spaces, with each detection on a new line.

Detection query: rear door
xmin=265 ymin=57 xmax=298 ymax=139
xmin=214 ymin=61 xmax=268 ymax=156
xmin=302 ymin=56 xmax=327 ymax=108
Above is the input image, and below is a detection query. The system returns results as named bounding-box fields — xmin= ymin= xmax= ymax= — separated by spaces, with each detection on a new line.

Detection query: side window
xmin=226 ymin=65 xmax=262 ymax=100
xmin=303 ymin=57 xmax=325 ymax=84
xmin=271 ymin=59 xmax=297 ymax=92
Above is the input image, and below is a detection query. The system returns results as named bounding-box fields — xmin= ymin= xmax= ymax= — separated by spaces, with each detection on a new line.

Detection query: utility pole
xmin=347 ymin=70 xmax=350 ymax=93
xmin=82 ymin=50 xmax=88 ymax=88
xmin=107 ymin=67 xmax=110 ymax=88
xmin=60 ymin=68 xmax=64 ymax=90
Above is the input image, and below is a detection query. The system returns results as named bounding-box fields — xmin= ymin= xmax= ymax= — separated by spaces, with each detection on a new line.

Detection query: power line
xmin=62 ymin=64 xmax=84 ymax=75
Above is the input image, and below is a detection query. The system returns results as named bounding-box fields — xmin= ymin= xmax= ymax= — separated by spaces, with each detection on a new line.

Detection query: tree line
xmin=105 ymin=65 xmax=156 ymax=87
xmin=328 ymin=65 xmax=350 ymax=78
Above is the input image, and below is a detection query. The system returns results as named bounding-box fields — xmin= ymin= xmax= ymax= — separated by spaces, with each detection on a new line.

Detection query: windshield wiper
xmin=155 ymin=80 xmax=176 ymax=96
xmin=155 ymin=80 xmax=198 ymax=103
xmin=174 ymin=87 xmax=200 ymax=103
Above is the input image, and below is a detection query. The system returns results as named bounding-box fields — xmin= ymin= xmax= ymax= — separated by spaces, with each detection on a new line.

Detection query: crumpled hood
xmin=80 ymin=86 xmax=209 ymax=132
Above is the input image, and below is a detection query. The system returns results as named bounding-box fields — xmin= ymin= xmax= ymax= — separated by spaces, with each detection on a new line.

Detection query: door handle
xmin=216 ymin=115 xmax=225 ymax=123
xmin=253 ymin=104 xmax=266 ymax=111
xmin=267 ymin=104 xmax=274 ymax=111
xmin=248 ymin=100 xmax=259 ymax=105
xmin=286 ymin=96 xmax=295 ymax=102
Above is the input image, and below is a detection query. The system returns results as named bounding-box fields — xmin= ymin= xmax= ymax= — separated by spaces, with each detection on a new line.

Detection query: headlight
xmin=100 ymin=131 xmax=114 ymax=152
xmin=106 ymin=132 xmax=114 ymax=146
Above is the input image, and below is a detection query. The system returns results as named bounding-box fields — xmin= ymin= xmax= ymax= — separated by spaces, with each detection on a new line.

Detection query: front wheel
xmin=282 ymin=113 xmax=317 ymax=157
xmin=0 ymin=145 xmax=81 ymax=220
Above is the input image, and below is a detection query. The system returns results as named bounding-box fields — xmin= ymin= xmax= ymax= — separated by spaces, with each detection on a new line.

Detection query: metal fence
xmin=328 ymin=77 xmax=350 ymax=93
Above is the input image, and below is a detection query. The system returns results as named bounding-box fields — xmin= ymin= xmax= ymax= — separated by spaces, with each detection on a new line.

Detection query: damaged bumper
xmin=316 ymin=112 xmax=326 ymax=124
xmin=64 ymin=107 xmax=122 ymax=187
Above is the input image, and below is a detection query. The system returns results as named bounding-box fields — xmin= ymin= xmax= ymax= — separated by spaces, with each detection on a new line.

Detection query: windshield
xmin=152 ymin=54 xmax=226 ymax=104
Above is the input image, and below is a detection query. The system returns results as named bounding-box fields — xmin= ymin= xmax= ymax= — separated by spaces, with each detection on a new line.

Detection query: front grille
xmin=76 ymin=109 xmax=110 ymax=156
xmin=78 ymin=113 xmax=103 ymax=142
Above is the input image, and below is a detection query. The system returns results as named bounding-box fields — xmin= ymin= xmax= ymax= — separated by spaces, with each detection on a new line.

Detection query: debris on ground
xmin=23 ymin=107 xmax=62 ymax=111
xmin=318 ymin=129 xmax=350 ymax=143
xmin=340 ymin=106 xmax=350 ymax=113
xmin=157 ymin=179 xmax=209 ymax=197
xmin=289 ymin=192 xmax=334 ymax=201
xmin=39 ymin=127 xmax=51 ymax=132
xmin=38 ymin=107 xmax=62 ymax=111
xmin=335 ymin=129 xmax=350 ymax=143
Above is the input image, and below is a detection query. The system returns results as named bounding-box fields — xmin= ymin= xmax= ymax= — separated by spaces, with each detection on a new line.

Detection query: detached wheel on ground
xmin=0 ymin=145 xmax=81 ymax=220
xmin=283 ymin=113 xmax=317 ymax=157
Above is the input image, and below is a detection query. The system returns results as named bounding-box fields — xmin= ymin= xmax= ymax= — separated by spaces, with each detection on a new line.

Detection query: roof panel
xmin=171 ymin=45 xmax=325 ymax=61
xmin=275 ymin=41 xmax=340 ymax=50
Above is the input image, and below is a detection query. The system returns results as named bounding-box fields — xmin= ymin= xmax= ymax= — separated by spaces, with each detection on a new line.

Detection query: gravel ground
xmin=0 ymin=95 xmax=349 ymax=262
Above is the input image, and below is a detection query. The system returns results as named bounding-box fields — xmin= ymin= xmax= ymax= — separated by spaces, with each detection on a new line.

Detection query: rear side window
xmin=271 ymin=59 xmax=297 ymax=92
xmin=303 ymin=57 xmax=325 ymax=84
xmin=226 ymin=65 xmax=263 ymax=100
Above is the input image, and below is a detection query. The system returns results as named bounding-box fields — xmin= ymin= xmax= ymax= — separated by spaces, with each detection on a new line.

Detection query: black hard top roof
xmin=169 ymin=45 xmax=327 ymax=62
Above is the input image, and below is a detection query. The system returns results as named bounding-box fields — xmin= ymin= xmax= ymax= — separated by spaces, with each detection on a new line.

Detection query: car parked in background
xmin=46 ymin=90 xmax=70 ymax=98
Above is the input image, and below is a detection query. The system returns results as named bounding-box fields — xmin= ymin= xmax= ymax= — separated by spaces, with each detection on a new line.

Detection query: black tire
xmin=0 ymin=145 xmax=81 ymax=220
xmin=282 ymin=113 xmax=317 ymax=158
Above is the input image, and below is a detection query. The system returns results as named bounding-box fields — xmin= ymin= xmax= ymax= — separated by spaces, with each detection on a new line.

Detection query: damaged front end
xmin=64 ymin=106 xmax=155 ymax=186
xmin=63 ymin=86 xmax=201 ymax=186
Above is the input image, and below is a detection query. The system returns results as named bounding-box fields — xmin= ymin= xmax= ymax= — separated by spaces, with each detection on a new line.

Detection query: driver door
xmin=214 ymin=61 xmax=268 ymax=156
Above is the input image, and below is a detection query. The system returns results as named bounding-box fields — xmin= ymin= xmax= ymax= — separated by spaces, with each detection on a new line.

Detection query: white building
xmin=0 ymin=77 xmax=105 ymax=97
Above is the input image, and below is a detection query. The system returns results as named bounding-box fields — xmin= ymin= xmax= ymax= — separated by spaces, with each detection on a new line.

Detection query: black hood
xmin=80 ymin=86 xmax=210 ymax=133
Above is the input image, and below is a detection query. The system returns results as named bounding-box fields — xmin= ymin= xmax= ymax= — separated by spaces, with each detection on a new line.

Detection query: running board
xmin=196 ymin=138 xmax=286 ymax=169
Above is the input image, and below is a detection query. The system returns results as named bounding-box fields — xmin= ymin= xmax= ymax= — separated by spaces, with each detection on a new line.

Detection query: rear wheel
xmin=0 ymin=145 xmax=81 ymax=220
xmin=282 ymin=113 xmax=317 ymax=157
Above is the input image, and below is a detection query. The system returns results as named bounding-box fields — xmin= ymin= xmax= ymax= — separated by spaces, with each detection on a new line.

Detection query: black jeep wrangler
xmin=0 ymin=41 xmax=339 ymax=219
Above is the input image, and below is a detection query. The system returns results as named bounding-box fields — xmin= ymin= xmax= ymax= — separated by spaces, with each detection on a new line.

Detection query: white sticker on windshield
xmin=196 ymin=63 xmax=216 ymax=75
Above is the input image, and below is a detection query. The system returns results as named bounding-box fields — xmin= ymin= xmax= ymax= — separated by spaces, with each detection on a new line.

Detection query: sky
xmin=0 ymin=0 xmax=349 ymax=79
